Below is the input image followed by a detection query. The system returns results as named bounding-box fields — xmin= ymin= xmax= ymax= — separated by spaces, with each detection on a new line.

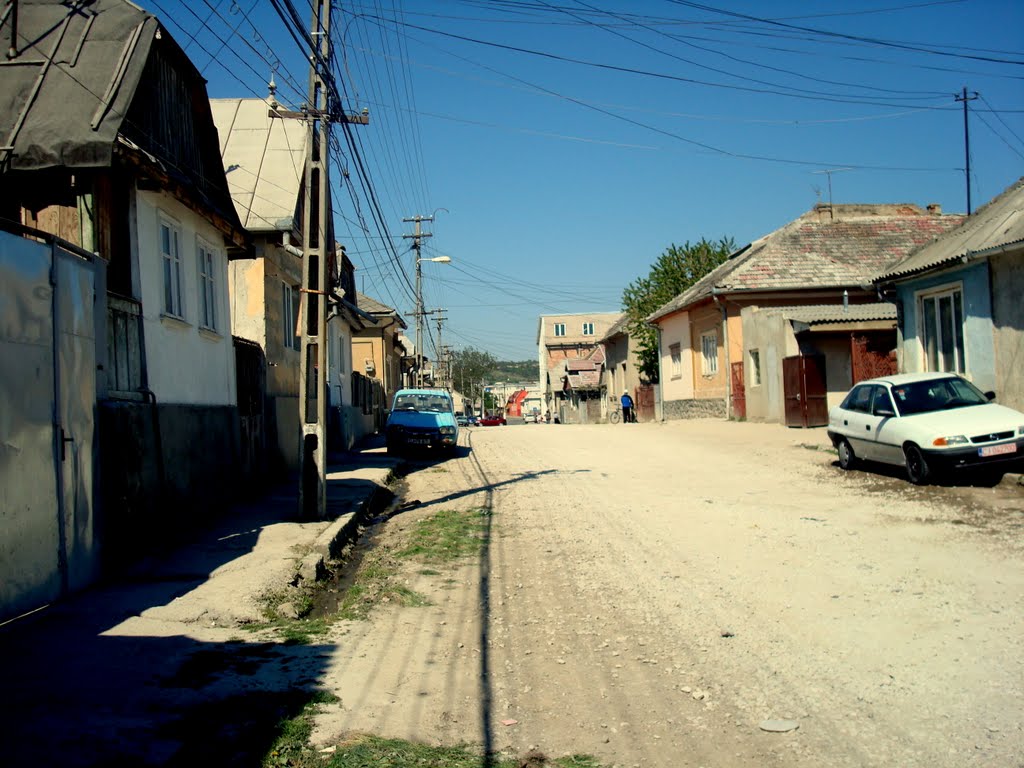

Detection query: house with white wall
xmin=0 ymin=0 xmax=251 ymax=617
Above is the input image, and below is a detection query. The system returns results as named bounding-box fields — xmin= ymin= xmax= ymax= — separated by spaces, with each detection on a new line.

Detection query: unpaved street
xmin=314 ymin=419 xmax=1024 ymax=767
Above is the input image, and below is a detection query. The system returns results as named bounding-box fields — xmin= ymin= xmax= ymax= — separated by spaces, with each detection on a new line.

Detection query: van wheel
xmin=904 ymin=444 xmax=931 ymax=485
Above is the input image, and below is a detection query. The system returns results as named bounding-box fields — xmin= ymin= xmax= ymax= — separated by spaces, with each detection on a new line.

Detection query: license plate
xmin=979 ymin=443 xmax=1017 ymax=457
xmin=409 ymin=438 xmax=429 ymax=446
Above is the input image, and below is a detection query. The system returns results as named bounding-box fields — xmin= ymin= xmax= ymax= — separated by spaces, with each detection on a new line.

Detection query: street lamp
xmin=415 ymin=255 xmax=451 ymax=387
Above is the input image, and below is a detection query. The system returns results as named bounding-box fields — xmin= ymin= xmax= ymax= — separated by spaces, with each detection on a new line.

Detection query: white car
xmin=827 ymin=372 xmax=1024 ymax=485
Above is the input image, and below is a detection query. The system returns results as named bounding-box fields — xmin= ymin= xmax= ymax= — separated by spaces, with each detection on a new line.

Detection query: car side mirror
xmin=875 ymin=408 xmax=895 ymax=418
xmin=985 ymin=391 xmax=996 ymax=401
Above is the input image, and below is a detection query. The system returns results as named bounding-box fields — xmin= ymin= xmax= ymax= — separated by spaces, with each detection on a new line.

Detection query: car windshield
xmin=393 ymin=394 xmax=450 ymax=413
xmin=890 ymin=377 xmax=989 ymax=416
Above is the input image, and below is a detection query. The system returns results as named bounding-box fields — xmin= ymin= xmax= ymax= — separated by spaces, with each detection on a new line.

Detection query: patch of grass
xmin=399 ymin=507 xmax=489 ymax=563
xmin=265 ymin=721 xmax=607 ymax=768
xmin=336 ymin=556 xmax=429 ymax=621
xmin=243 ymin=587 xmax=332 ymax=645
xmin=323 ymin=738 xmax=605 ymax=767
xmin=262 ymin=692 xmax=340 ymax=768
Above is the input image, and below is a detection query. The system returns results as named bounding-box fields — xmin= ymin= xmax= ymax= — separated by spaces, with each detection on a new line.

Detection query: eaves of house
xmin=874 ymin=177 xmax=1024 ymax=283
xmin=647 ymin=203 xmax=966 ymax=325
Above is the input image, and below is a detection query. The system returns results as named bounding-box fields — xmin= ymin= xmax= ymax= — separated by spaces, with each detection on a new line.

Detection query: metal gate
xmin=0 ymin=231 xmax=100 ymax=622
xmin=730 ymin=362 xmax=746 ymax=419
xmin=851 ymin=333 xmax=896 ymax=384
xmin=782 ymin=354 xmax=828 ymax=428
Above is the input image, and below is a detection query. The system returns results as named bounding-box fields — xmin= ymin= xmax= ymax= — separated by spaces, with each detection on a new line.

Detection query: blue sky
xmin=145 ymin=0 xmax=1023 ymax=361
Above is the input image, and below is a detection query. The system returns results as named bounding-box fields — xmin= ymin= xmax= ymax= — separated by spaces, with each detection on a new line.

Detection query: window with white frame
xmin=700 ymin=331 xmax=718 ymax=376
xmin=919 ymin=285 xmax=965 ymax=374
xmin=160 ymin=216 xmax=184 ymax=318
xmin=669 ymin=343 xmax=681 ymax=379
xmin=197 ymin=239 xmax=218 ymax=331
xmin=582 ymin=321 xmax=594 ymax=336
xmin=553 ymin=322 xmax=566 ymax=337
xmin=282 ymin=282 xmax=301 ymax=351
xmin=749 ymin=349 xmax=761 ymax=386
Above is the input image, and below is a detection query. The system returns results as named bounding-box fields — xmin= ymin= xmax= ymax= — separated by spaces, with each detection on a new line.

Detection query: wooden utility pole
xmin=955 ymin=86 xmax=978 ymax=214
xmin=283 ymin=0 xmax=368 ymax=519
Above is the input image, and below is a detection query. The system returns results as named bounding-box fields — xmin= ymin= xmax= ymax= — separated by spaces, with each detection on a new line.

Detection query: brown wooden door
xmin=731 ymin=362 xmax=746 ymax=419
xmin=783 ymin=354 xmax=828 ymax=428
xmin=636 ymin=384 xmax=655 ymax=422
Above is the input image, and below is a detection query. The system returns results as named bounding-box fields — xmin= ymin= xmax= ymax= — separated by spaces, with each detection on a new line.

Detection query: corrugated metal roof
xmin=875 ymin=177 xmax=1024 ymax=281
xmin=211 ymin=98 xmax=307 ymax=233
xmin=773 ymin=303 xmax=897 ymax=324
xmin=648 ymin=205 xmax=964 ymax=323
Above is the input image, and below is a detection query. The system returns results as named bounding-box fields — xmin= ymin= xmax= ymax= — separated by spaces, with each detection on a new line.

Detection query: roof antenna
xmin=811 ymin=168 xmax=852 ymax=220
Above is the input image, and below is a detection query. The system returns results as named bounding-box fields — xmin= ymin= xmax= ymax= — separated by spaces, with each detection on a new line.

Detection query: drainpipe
xmin=713 ymin=289 xmax=731 ymax=420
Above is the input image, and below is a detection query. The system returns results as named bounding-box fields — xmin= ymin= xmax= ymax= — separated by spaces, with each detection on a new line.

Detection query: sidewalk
xmin=0 ymin=438 xmax=401 ymax=768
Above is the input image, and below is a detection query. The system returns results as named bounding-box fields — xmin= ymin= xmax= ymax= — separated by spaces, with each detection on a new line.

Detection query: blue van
xmin=385 ymin=388 xmax=459 ymax=455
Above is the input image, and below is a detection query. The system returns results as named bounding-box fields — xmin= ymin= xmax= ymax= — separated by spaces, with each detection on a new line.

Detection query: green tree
xmin=450 ymin=347 xmax=498 ymax=405
xmin=622 ymin=237 xmax=735 ymax=382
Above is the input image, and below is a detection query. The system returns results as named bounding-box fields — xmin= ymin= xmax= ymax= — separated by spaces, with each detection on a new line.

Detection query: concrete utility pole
xmin=282 ymin=0 xmax=368 ymax=520
xmin=403 ymin=215 xmax=433 ymax=387
xmin=434 ymin=311 xmax=447 ymax=388
xmin=955 ymin=86 xmax=978 ymax=214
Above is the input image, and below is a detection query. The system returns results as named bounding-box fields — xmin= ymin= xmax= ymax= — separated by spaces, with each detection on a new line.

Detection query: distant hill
xmin=490 ymin=360 xmax=536 ymax=384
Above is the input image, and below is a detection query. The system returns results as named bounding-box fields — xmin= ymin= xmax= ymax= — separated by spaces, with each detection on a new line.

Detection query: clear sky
xmin=143 ymin=0 xmax=1024 ymax=361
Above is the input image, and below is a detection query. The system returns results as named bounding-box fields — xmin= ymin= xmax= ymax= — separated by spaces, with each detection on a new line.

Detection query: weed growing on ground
xmin=264 ymin=700 xmax=607 ymax=768
xmin=399 ymin=507 xmax=489 ymax=563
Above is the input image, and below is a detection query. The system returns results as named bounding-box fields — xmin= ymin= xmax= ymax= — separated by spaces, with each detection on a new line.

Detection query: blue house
xmin=875 ymin=178 xmax=1024 ymax=409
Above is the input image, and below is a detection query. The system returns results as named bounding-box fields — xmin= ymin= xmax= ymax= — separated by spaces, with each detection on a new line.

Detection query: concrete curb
xmin=297 ymin=466 xmax=400 ymax=584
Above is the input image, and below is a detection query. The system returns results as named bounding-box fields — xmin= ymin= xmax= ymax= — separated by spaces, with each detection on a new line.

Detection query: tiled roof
xmin=648 ymin=204 xmax=965 ymax=323
xmin=356 ymin=293 xmax=407 ymax=328
xmin=600 ymin=313 xmax=630 ymax=341
xmin=566 ymin=370 xmax=601 ymax=389
xmin=875 ymin=177 xmax=1024 ymax=281
xmin=565 ymin=359 xmax=597 ymax=372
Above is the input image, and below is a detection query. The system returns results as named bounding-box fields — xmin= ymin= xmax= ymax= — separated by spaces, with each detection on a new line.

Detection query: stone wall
xmin=663 ymin=397 xmax=726 ymax=420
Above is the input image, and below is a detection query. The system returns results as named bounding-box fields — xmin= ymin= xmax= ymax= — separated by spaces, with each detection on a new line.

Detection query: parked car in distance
xmin=385 ymin=388 xmax=458 ymax=456
xmin=827 ymin=372 xmax=1024 ymax=484
xmin=456 ymin=414 xmax=477 ymax=427
xmin=478 ymin=414 xmax=506 ymax=427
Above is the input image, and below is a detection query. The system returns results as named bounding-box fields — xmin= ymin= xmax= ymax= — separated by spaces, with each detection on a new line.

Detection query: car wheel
xmin=904 ymin=444 xmax=931 ymax=485
xmin=837 ymin=438 xmax=857 ymax=470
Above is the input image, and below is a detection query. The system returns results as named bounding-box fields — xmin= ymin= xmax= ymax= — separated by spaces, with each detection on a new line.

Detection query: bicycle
xmin=608 ymin=404 xmax=622 ymax=424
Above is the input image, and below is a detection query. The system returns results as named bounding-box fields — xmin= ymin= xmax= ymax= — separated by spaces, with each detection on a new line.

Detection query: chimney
xmin=927 ymin=203 xmax=942 ymax=215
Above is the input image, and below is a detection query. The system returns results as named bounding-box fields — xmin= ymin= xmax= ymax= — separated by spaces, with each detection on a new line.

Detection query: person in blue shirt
xmin=621 ymin=390 xmax=635 ymax=423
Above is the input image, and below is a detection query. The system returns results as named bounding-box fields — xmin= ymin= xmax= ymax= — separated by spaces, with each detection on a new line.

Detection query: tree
xmin=450 ymin=347 xmax=498 ymax=406
xmin=622 ymin=237 xmax=735 ymax=382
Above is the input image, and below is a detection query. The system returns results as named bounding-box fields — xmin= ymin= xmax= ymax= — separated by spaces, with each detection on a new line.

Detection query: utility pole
xmin=434 ymin=311 xmax=447 ymax=388
xmin=279 ymin=0 xmax=368 ymax=520
xmin=955 ymin=86 xmax=978 ymax=214
xmin=403 ymin=215 xmax=433 ymax=387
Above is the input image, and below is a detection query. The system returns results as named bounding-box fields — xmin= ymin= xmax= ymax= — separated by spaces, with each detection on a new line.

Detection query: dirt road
xmin=312 ymin=419 xmax=1023 ymax=767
